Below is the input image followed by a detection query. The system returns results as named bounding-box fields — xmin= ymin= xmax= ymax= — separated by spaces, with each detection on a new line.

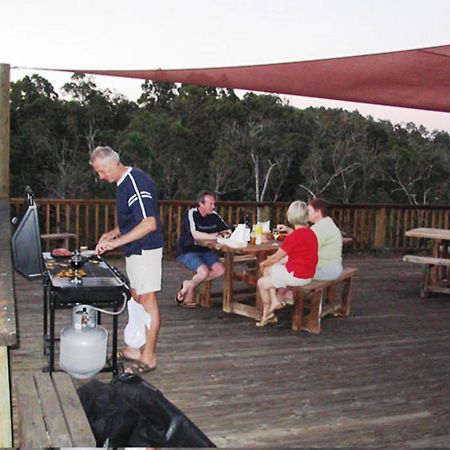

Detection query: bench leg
xmin=199 ymin=280 xmax=212 ymax=308
xmin=420 ymin=264 xmax=431 ymax=298
xmin=291 ymin=290 xmax=304 ymax=331
xmin=302 ymin=289 xmax=323 ymax=334
xmin=325 ymin=284 xmax=337 ymax=307
xmin=336 ymin=277 xmax=353 ymax=316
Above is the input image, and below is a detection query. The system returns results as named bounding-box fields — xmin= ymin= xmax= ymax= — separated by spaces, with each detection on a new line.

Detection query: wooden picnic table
xmin=220 ymin=240 xmax=280 ymax=320
xmin=196 ymin=239 xmax=279 ymax=320
xmin=198 ymin=234 xmax=353 ymax=320
xmin=404 ymin=227 xmax=450 ymax=297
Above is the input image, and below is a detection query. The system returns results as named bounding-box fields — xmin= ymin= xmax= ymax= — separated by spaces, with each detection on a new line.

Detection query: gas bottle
xmin=59 ymin=305 xmax=108 ymax=379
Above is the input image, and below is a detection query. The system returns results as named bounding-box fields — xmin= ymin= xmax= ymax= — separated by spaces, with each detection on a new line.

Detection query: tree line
xmin=9 ymin=73 xmax=450 ymax=205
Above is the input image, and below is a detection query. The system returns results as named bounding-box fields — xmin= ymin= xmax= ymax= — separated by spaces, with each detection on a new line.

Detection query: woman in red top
xmin=257 ymin=201 xmax=318 ymax=327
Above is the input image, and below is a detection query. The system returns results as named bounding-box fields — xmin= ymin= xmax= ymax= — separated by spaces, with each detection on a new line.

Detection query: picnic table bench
xmin=289 ymin=267 xmax=358 ymax=334
xmin=14 ymin=371 xmax=96 ymax=447
xmin=402 ymin=254 xmax=450 ymax=298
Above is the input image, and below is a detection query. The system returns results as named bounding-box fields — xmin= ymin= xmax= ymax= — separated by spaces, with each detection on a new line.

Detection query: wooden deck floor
xmin=10 ymin=254 xmax=450 ymax=447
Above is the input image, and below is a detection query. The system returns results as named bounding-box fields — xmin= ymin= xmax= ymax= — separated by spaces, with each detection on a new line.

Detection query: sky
xmin=1 ymin=0 xmax=449 ymax=133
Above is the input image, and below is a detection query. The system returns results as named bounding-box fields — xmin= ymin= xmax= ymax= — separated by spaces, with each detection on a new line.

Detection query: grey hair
xmin=89 ymin=146 xmax=120 ymax=165
xmin=286 ymin=200 xmax=309 ymax=226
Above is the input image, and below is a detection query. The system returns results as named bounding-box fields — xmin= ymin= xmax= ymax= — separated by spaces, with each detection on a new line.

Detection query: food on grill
xmin=51 ymin=248 xmax=73 ymax=257
xmin=89 ymin=254 xmax=102 ymax=264
xmin=56 ymin=268 xmax=87 ymax=278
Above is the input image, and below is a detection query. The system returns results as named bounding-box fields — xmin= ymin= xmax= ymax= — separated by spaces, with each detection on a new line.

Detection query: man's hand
xmin=95 ymin=237 xmax=119 ymax=255
xmin=99 ymin=229 xmax=119 ymax=242
xmin=218 ymin=230 xmax=232 ymax=238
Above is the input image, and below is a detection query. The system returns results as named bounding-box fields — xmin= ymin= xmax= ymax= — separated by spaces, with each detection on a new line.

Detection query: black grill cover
xmin=78 ymin=376 xmax=215 ymax=448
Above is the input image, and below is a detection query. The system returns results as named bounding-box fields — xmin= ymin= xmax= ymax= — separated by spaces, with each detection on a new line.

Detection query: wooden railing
xmin=10 ymin=198 xmax=450 ymax=253
xmin=0 ymin=201 xmax=16 ymax=447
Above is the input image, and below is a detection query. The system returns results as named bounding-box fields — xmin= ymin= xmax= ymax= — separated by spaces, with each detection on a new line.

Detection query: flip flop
xmin=114 ymin=349 xmax=142 ymax=364
xmin=175 ymin=285 xmax=199 ymax=308
xmin=177 ymin=300 xmax=199 ymax=309
xmin=175 ymin=284 xmax=185 ymax=303
xmin=256 ymin=314 xmax=278 ymax=327
xmin=124 ymin=361 xmax=155 ymax=375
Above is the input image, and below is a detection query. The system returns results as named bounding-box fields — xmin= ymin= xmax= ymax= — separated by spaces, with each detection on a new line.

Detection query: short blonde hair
xmin=286 ymin=200 xmax=309 ymax=226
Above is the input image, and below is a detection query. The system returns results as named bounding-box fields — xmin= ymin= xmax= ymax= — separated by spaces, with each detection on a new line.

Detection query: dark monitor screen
xmin=11 ymin=195 xmax=44 ymax=280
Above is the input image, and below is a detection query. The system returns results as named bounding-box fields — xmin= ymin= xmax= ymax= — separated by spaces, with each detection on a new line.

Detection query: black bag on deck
xmin=77 ymin=375 xmax=215 ymax=447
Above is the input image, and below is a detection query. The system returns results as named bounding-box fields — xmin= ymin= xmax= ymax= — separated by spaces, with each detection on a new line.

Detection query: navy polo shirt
xmin=116 ymin=167 xmax=164 ymax=256
xmin=176 ymin=207 xmax=229 ymax=255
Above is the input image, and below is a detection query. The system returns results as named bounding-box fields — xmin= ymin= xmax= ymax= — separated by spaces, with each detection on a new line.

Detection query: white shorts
xmin=125 ymin=248 xmax=162 ymax=295
xmin=270 ymin=262 xmax=312 ymax=289
xmin=314 ymin=263 xmax=343 ymax=281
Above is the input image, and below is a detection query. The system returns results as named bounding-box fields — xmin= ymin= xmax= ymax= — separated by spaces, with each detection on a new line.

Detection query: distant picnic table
xmin=403 ymin=227 xmax=450 ymax=298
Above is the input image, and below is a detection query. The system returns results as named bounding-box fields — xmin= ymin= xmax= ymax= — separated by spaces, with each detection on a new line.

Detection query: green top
xmin=311 ymin=216 xmax=342 ymax=268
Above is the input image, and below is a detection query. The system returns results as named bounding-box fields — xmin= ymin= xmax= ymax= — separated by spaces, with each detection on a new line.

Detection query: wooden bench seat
xmin=14 ymin=372 xmax=96 ymax=447
xmin=402 ymin=254 xmax=450 ymax=267
xmin=289 ymin=267 xmax=358 ymax=334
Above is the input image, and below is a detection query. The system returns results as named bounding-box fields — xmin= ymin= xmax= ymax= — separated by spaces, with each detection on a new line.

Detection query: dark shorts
xmin=176 ymin=251 xmax=221 ymax=271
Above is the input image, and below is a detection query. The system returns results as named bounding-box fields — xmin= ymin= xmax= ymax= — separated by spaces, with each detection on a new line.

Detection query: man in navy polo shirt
xmin=176 ymin=191 xmax=231 ymax=307
xmin=91 ymin=146 xmax=163 ymax=372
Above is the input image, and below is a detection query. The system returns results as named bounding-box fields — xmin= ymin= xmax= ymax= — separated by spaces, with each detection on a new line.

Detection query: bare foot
xmin=183 ymin=287 xmax=197 ymax=305
xmin=285 ymin=289 xmax=294 ymax=301
xmin=267 ymin=300 xmax=286 ymax=317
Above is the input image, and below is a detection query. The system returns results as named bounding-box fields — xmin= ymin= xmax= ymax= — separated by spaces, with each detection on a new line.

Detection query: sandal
xmin=256 ymin=314 xmax=278 ymax=327
xmin=114 ymin=349 xmax=142 ymax=364
xmin=177 ymin=300 xmax=199 ymax=309
xmin=175 ymin=284 xmax=185 ymax=303
xmin=175 ymin=284 xmax=199 ymax=308
xmin=124 ymin=361 xmax=155 ymax=376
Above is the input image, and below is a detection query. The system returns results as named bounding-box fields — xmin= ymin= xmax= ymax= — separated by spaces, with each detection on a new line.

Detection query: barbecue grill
xmin=11 ymin=188 xmax=130 ymax=375
xmin=43 ymin=255 xmax=130 ymax=374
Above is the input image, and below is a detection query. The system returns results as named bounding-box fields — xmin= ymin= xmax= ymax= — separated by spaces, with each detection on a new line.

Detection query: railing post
xmin=0 ymin=63 xmax=10 ymax=200
xmin=374 ymin=207 xmax=387 ymax=250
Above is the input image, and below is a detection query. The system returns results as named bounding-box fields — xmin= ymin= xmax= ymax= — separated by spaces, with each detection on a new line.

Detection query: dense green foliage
xmin=9 ymin=74 xmax=450 ymax=204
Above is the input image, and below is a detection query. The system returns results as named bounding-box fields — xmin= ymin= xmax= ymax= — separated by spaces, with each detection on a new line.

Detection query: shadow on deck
xmin=10 ymin=254 xmax=450 ymax=447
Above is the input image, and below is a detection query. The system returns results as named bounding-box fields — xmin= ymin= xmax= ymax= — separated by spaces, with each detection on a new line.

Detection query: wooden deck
xmin=10 ymin=254 xmax=450 ymax=447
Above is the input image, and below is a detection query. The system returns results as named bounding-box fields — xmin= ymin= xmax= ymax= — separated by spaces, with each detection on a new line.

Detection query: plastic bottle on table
xmin=255 ymin=223 xmax=262 ymax=245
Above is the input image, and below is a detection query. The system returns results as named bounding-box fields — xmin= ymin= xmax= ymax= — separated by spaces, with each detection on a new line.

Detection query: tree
xmin=380 ymin=134 xmax=449 ymax=205
xmin=298 ymin=109 xmax=361 ymax=202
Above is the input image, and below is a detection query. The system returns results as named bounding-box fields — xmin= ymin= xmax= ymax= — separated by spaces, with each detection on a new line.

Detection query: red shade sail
xmin=53 ymin=44 xmax=450 ymax=112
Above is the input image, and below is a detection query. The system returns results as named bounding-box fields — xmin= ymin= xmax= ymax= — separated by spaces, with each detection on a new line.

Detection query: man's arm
xmin=96 ymin=217 xmax=156 ymax=254
xmin=190 ymin=229 xmax=225 ymax=240
xmin=98 ymin=227 xmax=121 ymax=243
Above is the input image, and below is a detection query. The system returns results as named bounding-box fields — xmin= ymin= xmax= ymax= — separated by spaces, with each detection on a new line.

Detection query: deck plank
xmin=9 ymin=254 xmax=450 ymax=447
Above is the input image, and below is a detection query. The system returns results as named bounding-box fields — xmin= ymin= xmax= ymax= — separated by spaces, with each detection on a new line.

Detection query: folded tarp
xmin=78 ymin=376 xmax=215 ymax=448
